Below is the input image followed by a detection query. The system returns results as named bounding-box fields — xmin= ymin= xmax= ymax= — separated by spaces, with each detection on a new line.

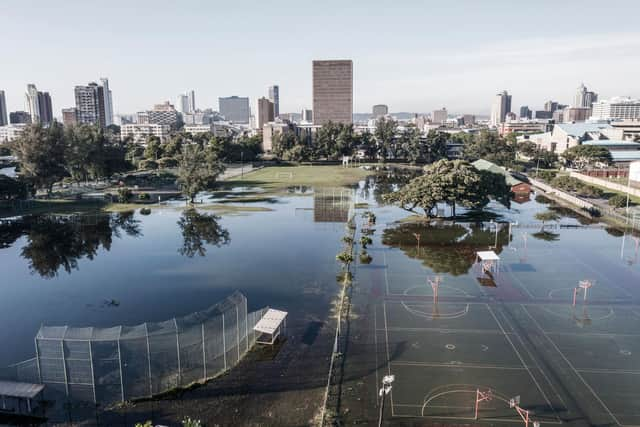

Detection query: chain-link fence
xmin=8 ymin=291 xmax=266 ymax=405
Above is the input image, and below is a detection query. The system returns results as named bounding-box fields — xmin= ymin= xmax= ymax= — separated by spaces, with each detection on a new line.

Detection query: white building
xmin=121 ymin=123 xmax=170 ymax=144
xmin=574 ymin=83 xmax=598 ymax=109
xmin=591 ymin=97 xmax=640 ymax=121
xmin=25 ymin=84 xmax=41 ymax=124
xmin=0 ymin=124 xmax=27 ymax=143
xmin=490 ymin=91 xmax=512 ymax=127
xmin=100 ymin=77 xmax=114 ymax=126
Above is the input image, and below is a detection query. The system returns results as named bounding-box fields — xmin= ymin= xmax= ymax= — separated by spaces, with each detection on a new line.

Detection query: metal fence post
xmin=61 ymin=326 xmax=69 ymax=397
xmin=116 ymin=326 xmax=125 ymax=402
xmin=236 ymin=305 xmax=241 ymax=361
xmin=88 ymin=340 xmax=97 ymax=403
xmin=245 ymin=297 xmax=249 ymax=353
xmin=174 ymin=318 xmax=181 ymax=387
xmin=222 ymin=313 xmax=227 ymax=370
xmin=144 ymin=323 xmax=152 ymax=397
xmin=202 ymin=323 xmax=207 ymax=380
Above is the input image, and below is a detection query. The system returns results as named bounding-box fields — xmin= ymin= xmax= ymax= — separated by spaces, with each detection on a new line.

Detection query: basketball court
xmin=363 ymin=224 xmax=640 ymax=426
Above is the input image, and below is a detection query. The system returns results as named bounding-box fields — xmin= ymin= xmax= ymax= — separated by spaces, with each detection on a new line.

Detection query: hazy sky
xmin=2 ymin=0 xmax=639 ymax=117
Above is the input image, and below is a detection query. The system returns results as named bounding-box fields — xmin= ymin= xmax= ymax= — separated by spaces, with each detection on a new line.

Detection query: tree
xmin=143 ymin=136 xmax=163 ymax=160
xmin=462 ymin=130 xmax=517 ymax=167
xmin=64 ymin=125 xmax=112 ymax=182
xmin=313 ymin=122 xmax=355 ymax=160
xmin=399 ymin=127 xmax=422 ymax=163
xmin=374 ymin=117 xmax=397 ymax=161
xmin=424 ymin=130 xmax=449 ymax=163
xmin=177 ymin=144 xmax=224 ymax=203
xmin=11 ymin=122 xmax=67 ymax=195
xmin=355 ymin=130 xmax=376 ymax=160
xmin=608 ymin=194 xmax=628 ymax=208
xmin=562 ymin=145 xmax=612 ymax=169
xmin=177 ymin=208 xmax=230 ymax=257
xmin=383 ymin=159 xmax=510 ymax=217
xmin=534 ymin=210 xmax=561 ymax=231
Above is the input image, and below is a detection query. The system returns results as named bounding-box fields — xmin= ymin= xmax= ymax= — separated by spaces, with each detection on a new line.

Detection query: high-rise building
xmin=490 ymin=90 xmax=512 ymax=127
xmin=301 ymin=109 xmax=313 ymax=122
xmin=25 ymin=84 xmax=41 ymax=124
xmin=177 ymin=94 xmax=189 ymax=114
xmin=137 ymin=101 xmax=180 ymax=129
xmin=38 ymin=92 xmax=53 ymax=125
xmin=0 ymin=90 xmax=7 ymax=126
xmin=256 ymin=97 xmax=275 ymax=130
xmin=312 ymin=60 xmax=353 ymax=125
xmin=188 ymin=90 xmax=196 ymax=113
xmin=75 ymin=82 xmax=106 ymax=127
xmin=591 ymin=97 xmax=640 ymax=120
xmin=519 ymin=106 xmax=532 ymax=119
xmin=62 ymin=108 xmax=78 ymax=126
xmin=432 ymin=108 xmax=448 ymax=124
xmin=372 ymin=104 xmax=388 ymax=118
xmin=219 ymin=96 xmax=250 ymax=123
xmin=268 ymin=85 xmax=279 ymax=117
xmin=100 ymin=78 xmax=114 ymax=126
xmin=535 ymin=111 xmax=553 ymax=120
xmin=9 ymin=111 xmax=31 ymax=124
xmin=544 ymin=100 xmax=559 ymax=113
xmin=574 ymin=83 xmax=598 ymax=109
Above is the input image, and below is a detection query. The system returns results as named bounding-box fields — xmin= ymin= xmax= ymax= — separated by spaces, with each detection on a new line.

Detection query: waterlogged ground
xmin=2 ymin=169 xmax=640 ymax=426
xmin=337 ymin=182 xmax=640 ymax=427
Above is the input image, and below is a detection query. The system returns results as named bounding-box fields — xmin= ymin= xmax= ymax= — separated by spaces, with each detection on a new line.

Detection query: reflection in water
xmin=313 ymin=189 xmax=353 ymax=223
xmin=0 ymin=212 xmax=141 ymax=278
xmin=382 ymin=222 xmax=509 ymax=275
xmin=177 ymin=208 xmax=230 ymax=257
xmin=531 ymin=231 xmax=560 ymax=242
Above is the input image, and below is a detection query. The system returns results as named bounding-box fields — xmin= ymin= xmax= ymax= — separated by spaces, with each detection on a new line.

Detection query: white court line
xmin=569 ymin=252 xmax=634 ymax=299
xmin=391 ymin=361 xmax=528 ymax=370
xmin=383 ymin=250 xmax=390 ymax=296
xmin=389 ymin=411 xmax=564 ymax=425
xmin=547 ymin=331 xmax=640 ymax=338
xmin=499 ymin=305 xmax=568 ymax=412
xmin=522 ymin=305 xmax=623 ymax=426
xmin=577 ymin=368 xmax=640 ymax=375
xmin=376 ymin=326 xmax=510 ymax=334
xmin=374 ymin=302 xmax=379 ymax=405
xmin=383 ymin=300 xmax=394 ymax=415
xmin=486 ymin=305 xmax=555 ymax=411
xmin=504 ymin=264 xmax=536 ymax=299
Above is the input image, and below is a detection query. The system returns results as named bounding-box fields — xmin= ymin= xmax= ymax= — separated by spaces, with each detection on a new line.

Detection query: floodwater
xmin=2 ymin=173 xmax=640 ymax=426
xmin=0 ymin=189 xmax=350 ymax=370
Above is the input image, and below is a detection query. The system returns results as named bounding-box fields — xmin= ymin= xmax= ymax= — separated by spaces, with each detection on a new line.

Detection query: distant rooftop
xmin=582 ymin=140 xmax=640 ymax=147
xmin=609 ymin=151 xmax=640 ymax=162
xmin=555 ymin=122 xmax=612 ymax=137
xmin=472 ymin=159 xmax=522 ymax=186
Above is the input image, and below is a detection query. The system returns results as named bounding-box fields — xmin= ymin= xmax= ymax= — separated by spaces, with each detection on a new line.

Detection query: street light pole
xmin=378 ymin=375 xmax=394 ymax=427
xmin=241 ymin=151 xmax=244 ymax=178
xmin=626 ymin=169 xmax=631 ymax=225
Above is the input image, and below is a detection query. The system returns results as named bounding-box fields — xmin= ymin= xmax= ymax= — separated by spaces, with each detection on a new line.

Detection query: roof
xmin=477 ymin=251 xmax=500 ymax=261
xmin=582 ymin=140 xmax=640 ymax=147
xmin=610 ymin=151 xmax=640 ymax=162
xmin=0 ymin=381 xmax=45 ymax=399
xmin=253 ymin=309 xmax=288 ymax=335
xmin=471 ymin=159 xmax=522 ymax=186
xmin=554 ymin=122 xmax=611 ymax=137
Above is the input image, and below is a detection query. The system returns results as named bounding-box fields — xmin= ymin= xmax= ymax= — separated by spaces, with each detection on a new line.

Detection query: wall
xmin=570 ymin=172 xmax=640 ymax=198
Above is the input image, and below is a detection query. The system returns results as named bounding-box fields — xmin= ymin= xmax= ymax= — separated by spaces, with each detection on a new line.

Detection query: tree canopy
xmin=562 ymin=145 xmax=612 ymax=169
xmin=462 ymin=130 xmax=517 ymax=167
xmin=383 ymin=159 xmax=511 ymax=217
xmin=177 ymin=143 xmax=225 ymax=203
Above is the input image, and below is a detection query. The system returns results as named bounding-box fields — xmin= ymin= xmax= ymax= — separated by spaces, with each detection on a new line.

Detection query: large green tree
xmin=424 ymin=130 xmax=449 ymax=163
xmin=11 ymin=122 xmax=67 ymax=195
xmin=177 ymin=143 xmax=225 ymax=203
xmin=384 ymin=159 xmax=510 ymax=217
xmin=562 ymin=145 xmax=612 ymax=169
xmin=177 ymin=208 xmax=230 ymax=257
xmin=374 ymin=117 xmax=398 ymax=161
xmin=462 ymin=130 xmax=517 ymax=167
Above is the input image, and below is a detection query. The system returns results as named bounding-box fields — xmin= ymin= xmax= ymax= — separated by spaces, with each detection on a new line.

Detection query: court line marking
xmin=391 ymin=405 xmax=564 ymax=425
xmin=390 ymin=361 xmax=528 ymax=370
xmin=383 ymin=250 xmax=390 ymax=296
xmin=486 ymin=305 xmax=555 ymax=412
xmin=521 ymin=304 xmax=623 ymax=427
xmin=569 ymin=252 xmax=634 ymax=299
xmin=577 ymin=368 xmax=640 ymax=375
xmin=376 ymin=326 xmax=511 ymax=334
xmin=383 ymin=300 xmax=394 ymax=416
xmin=499 ymin=305 xmax=568 ymax=412
xmin=504 ymin=263 xmax=536 ymax=299
xmin=374 ymin=301 xmax=379 ymax=405
xmin=546 ymin=331 xmax=640 ymax=338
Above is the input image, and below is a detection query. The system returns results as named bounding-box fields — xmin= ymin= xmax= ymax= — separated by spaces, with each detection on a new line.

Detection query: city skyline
xmin=1 ymin=1 xmax=639 ymax=116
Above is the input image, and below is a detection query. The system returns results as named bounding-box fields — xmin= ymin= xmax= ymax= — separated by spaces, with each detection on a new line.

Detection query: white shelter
xmin=476 ymin=251 xmax=500 ymax=275
xmin=253 ymin=309 xmax=288 ymax=345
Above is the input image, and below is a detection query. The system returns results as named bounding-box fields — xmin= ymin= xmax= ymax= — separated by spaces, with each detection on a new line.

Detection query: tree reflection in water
xmin=382 ymin=221 xmax=509 ymax=276
xmin=177 ymin=208 xmax=230 ymax=257
xmin=0 ymin=212 xmax=141 ymax=278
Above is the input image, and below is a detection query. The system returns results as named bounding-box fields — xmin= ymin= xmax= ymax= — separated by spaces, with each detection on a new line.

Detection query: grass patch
xmin=197 ymin=204 xmax=273 ymax=214
xmin=226 ymin=165 xmax=369 ymax=191
xmin=0 ymin=199 xmax=106 ymax=218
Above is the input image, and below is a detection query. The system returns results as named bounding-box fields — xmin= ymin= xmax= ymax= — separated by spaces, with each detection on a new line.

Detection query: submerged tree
xmin=177 ymin=208 xmax=230 ymax=257
xmin=534 ymin=210 xmax=561 ymax=231
xmin=383 ymin=159 xmax=511 ymax=217
xmin=177 ymin=144 xmax=225 ymax=203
